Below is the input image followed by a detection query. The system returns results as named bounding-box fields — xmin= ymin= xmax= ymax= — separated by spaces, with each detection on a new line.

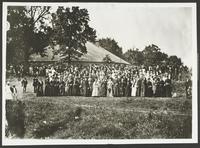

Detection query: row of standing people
xmin=33 ymin=75 xmax=172 ymax=97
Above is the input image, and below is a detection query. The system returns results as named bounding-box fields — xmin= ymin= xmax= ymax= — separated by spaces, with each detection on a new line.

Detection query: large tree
xmin=50 ymin=6 xmax=96 ymax=63
xmin=7 ymin=6 xmax=52 ymax=65
xmin=167 ymin=55 xmax=182 ymax=68
xmin=142 ymin=44 xmax=168 ymax=66
xmin=123 ymin=48 xmax=144 ymax=65
xmin=98 ymin=38 xmax=123 ymax=58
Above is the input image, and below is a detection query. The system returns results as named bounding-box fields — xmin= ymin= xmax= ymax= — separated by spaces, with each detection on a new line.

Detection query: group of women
xmin=39 ymin=64 xmax=172 ymax=97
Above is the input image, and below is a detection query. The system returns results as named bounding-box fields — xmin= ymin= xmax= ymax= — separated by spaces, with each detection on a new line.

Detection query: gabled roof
xmin=29 ymin=42 xmax=130 ymax=64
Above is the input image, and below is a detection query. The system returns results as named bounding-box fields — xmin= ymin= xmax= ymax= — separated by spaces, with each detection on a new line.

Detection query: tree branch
xmin=33 ymin=7 xmax=49 ymax=25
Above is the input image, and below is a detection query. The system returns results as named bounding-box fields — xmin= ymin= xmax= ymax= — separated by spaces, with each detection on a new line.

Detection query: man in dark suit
xmin=21 ymin=78 xmax=28 ymax=93
xmin=33 ymin=77 xmax=39 ymax=93
xmin=165 ymin=76 xmax=172 ymax=97
xmin=185 ymin=78 xmax=192 ymax=99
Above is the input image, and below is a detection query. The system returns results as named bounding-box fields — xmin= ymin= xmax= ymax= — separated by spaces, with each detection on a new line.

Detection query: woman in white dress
xmin=107 ymin=78 xmax=113 ymax=97
xmin=6 ymin=82 xmax=13 ymax=100
xmin=131 ymin=77 xmax=137 ymax=97
xmin=92 ymin=78 xmax=99 ymax=97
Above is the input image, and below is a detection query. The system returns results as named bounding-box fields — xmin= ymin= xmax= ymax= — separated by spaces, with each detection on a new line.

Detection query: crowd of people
xmin=30 ymin=64 xmax=174 ymax=97
xmin=5 ymin=63 xmax=192 ymax=99
xmin=6 ymin=62 xmax=188 ymax=81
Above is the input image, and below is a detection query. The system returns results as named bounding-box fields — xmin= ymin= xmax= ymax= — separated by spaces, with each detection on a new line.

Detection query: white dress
xmin=152 ymin=81 xmax=157 ymax=95
xmin=6 ymin=85 xmax=13 ymax=100
xmin=92 ymin=81 xmax=99 ymax=97
xmin=107 ymin=80 xmax=113 ymax=97
xmin=131 ymin=80 xmax=137 ymax=97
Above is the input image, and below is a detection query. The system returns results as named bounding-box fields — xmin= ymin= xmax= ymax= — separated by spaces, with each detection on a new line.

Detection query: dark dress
xmin=37 ymin=81 xmax=43 ymax=96
xmin=185 ymin=79 xmax=192 ymax=98
xmin=83 ymin=79 xmax=89 ymax=97
xmin=155 ymin=81 xmax=160 ymax=97
xmin=113 ymin=80 xmax=120 ymax=97
xmin=73 ymin=80 xmax=80 ymax=96
xmin=99 ymin=80 xmax=107 ymax=97
xmin=146 ymin=80 xmax=153 ymax=97
xmin=165 ymin=79 xmax=172 ymax=97
xmin=55 ymin=81 xmax=60 ymax=96
xmin=33 ymin=78 xmax=39 ymax=93
xmin=68 ymin=80 xmax=73 ymax=96
xmin=141 ymin=78 xmax=147 ymax=97
xmin=120 ymin=80 xmax=126 ymax=97
xmin=159 ymin=80 xmax=165 ymax=97
xmin=79 ymin=80 xmax=84 ymax=96
xmin=60 ymin=81 xmax=65 ymax=96
xmin=45 ymin=81 xmax=50 ymax=96
xmin=125 ymin=80 xmax=132 ymax=97
xmin=136 ymin=78 xmax=142 ymax=97
xmin=49 ymin=81 xmax=53 ymax=96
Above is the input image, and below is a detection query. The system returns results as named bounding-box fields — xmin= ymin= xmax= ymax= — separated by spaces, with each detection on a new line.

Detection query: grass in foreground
xmin=6 ymin=96 xmax=191 ymax=139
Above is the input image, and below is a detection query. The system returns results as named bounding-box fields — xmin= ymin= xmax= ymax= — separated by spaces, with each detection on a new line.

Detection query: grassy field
xmin=5 ymin=77 xmax=192 ymax=139
xmin=6 ymin=96 xmax=192 ymax=139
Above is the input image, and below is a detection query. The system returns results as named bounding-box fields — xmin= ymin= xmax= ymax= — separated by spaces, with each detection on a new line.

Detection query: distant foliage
xmin=123 ymin=44 xmax=189 ymax=74
xmin=102 ymin=54 xmax=112 ymax=64
xmin=142 ymin=44 xmax=168 ymax=66
xmin=98 ymin=38 xmax=123 ymax=58
xmin=123 ymin=49 xmax=144 ymax=65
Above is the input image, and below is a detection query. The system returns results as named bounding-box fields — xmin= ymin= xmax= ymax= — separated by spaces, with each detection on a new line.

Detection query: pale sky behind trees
xmin=55 ymin=3 xmax=193 ymax=67
xmin=7 ymin=3 xmax=195 ymax=67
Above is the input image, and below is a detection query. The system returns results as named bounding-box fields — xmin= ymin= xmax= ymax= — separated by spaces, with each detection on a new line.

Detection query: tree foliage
xmin=50 ymin=6 xmax=96 ymax=63
xmin=102 ymin=54 xmax=112 ymax=64
xmin=142 ymin=44 xmax=168 ymax=66
xmin=167 ymin=55 xmax=182 ymax=68
xmin=7 ymin=6 xmax=52 ymax=64
xmin=123 ymin=44 xmax=185 ymax=69
xmin=123 ymin=49 xmax=144 ymax=65
xmin=98 ymin=38 xmax=123 ymax=58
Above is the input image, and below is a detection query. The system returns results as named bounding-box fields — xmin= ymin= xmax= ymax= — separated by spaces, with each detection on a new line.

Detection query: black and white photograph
xmin=1 ymin=2 xmax=198 ymax=145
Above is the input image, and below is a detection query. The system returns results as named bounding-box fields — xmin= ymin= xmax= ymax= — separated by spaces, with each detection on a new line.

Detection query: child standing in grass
xmin=10 ymin=85 xmax=18 ymax=100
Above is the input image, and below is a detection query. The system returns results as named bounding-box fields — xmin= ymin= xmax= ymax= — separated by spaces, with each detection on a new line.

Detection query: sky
xmin=54 ymin=3 xmax=194 ymax=67
xmin=7 ymin=3 xmax=195 ymax=67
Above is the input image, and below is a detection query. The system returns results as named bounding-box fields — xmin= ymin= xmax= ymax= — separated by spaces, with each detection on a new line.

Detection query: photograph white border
xmin=2 ymin=2 xmax=198 ymax=145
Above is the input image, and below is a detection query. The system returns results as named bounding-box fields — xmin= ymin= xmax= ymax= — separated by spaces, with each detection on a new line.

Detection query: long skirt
xmin=107 ymin=88 xmax=113 ymax=97
xmin=72 ymin=85 xmax=80 ymax=96
xmin=65 ymin=86 xmax=69 ymax=96
xmin=92 ymin=86 xmax=99 ymax=97
xmin=125 ymin=86 xmax=131 ymax=97
xmin=165 ymin=85 xmax=172 ymax=97
xmin=44 ymin=86 xmax=50 ymax=96
xmin=131 ymin=86 xmax=137 ymax=97
xmin=141 ymin=85 xmax=145 ymax=97
xmin=113 ymin=86 xmax=119 ymax=97
xmin=83 ymin=86 xmax=89 ymax=97
xmin=68 ymin=86 xmax=73 ymax=96
xmin=152 ymin=85 xmax=156 ymax=96
xmin=146 ymin=87 xmax=153 ymax=97
xmin=136 ymin=87 xmax=141 ymax=97
xmin=99 ymin=84 xmax=107 ymax=97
